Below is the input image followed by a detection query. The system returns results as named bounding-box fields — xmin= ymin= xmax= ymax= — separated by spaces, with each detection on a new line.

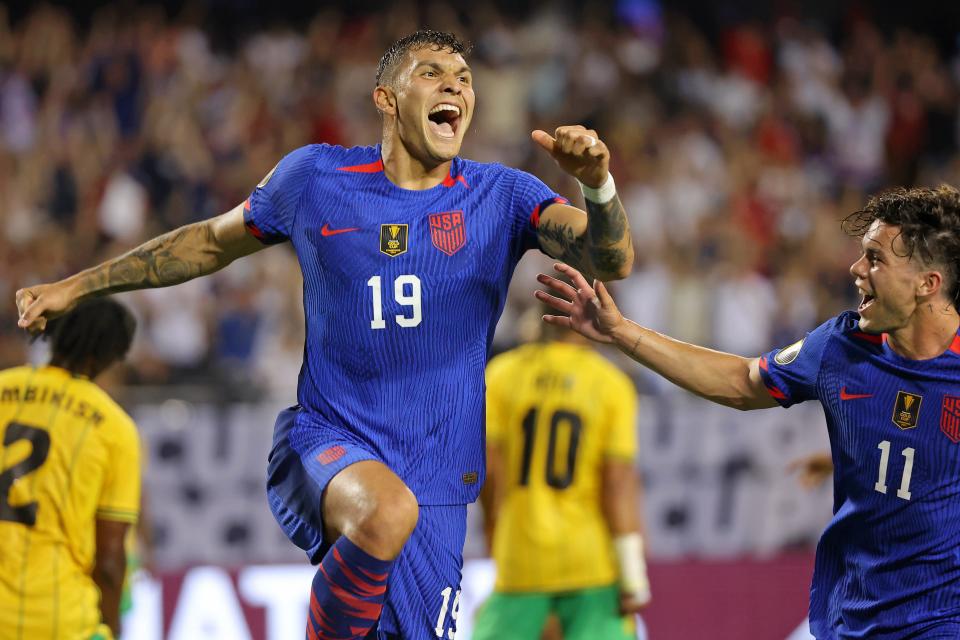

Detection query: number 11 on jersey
xmin=368 ymin=275 xmax=422 ymax=329
xmin=875 ymin=440 xmax=915 ymax=500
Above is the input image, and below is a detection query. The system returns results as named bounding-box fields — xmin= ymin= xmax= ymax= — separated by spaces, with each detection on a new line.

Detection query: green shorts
xmin=89 ymin=623 xmax=114 ymax=640
xmin=472 ymin=584 xmax=635 ymax=640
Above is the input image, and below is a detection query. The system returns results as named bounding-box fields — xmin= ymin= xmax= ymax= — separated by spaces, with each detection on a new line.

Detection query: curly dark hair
xmin=43 ymin=298 xmax=136 ymax=378
xmin=375 ymin=29 xmax=471 ymax=87
xmin=842 ymin=185 xmax=960 ymax=309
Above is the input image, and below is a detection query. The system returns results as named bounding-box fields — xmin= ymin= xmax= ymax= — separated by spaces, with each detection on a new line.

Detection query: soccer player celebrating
xmin=0 ymin=299 xmax=139 ymax=640
xmin=537 ymin=185 xmax=960 ymax=639
xmin=475 ymin=309 xmax=649 ymax=640
xmin=15 ymin=30 xmax=633 ymax=640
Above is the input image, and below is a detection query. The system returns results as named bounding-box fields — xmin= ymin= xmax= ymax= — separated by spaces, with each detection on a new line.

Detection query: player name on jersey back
xmin=0 ymin=382 xmax=106 ymax=424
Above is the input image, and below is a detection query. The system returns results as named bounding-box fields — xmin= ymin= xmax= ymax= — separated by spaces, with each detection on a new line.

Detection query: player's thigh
xmin=265 ymin=406 xmax=380 ymax=563
xmin=556 ymin=585 xmax=636 ymax=640
xmin=472 ymin=592 xmax=551 ymax=640
xmin=375 ymin=505 xmax=470 ymax=640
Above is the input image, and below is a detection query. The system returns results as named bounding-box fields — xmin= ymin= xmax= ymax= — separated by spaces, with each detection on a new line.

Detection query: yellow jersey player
xmin=0 ymin=299 xmax=139 ymax=640
xmin=475 ymin=316 xmax=650 ymax=640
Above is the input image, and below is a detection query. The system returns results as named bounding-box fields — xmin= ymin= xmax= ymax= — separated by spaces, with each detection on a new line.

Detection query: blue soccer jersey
xmin=759 ymin=311 xmax=960 ymax=639
xmin=244 ymin=143 xmax=566 ymax=505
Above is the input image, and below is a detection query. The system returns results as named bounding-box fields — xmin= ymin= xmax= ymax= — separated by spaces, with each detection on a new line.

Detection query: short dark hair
xmin=375 ymin=29 xmax=471 ymax=87
xmin=843 ymin=185 xmax=960 ymax=309
xmin=43 ymin=298 xmax=136 ymax=378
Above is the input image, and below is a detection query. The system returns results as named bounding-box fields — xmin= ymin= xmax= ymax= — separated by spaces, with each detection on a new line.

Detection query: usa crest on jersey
xmin=429 ymin=211 xmax=466 ymax=256
xmin=941 ymin=396 xmax=960 ymax=443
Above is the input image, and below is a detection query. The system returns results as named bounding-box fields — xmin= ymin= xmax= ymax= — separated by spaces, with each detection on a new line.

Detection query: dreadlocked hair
xmin=43 ymin=298 xmax=136 ymax=378
xmin=375 ymin=29 xmax=471 ymax=87
xmin=842 ymin=185 xmax=960 ymax=310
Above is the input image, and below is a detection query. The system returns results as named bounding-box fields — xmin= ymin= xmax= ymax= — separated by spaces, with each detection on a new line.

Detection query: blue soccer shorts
xmin=266 ymin=406 xmax=468 ymax=640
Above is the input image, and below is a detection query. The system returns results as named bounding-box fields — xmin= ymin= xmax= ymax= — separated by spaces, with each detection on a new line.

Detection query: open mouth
xmin=858 ymin=291 xmax=876 ymax=313
xmin=427 ymin=103 xmax=461 ymax=139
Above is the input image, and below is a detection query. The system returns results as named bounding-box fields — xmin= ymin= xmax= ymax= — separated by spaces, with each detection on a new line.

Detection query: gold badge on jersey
xmin=462 ymin=472 xmax=478 ymax=485
xmin=380 ymin=224 xmax=408 ymax=257
xmin=774 ymin=338 xmax=805 ymax=365
xmin=892 ymin=391 xmax=922 ymax=430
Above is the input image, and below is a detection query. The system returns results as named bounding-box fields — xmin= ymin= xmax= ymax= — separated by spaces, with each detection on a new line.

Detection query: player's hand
xmin=531 ymin=125 xmax=609 ymax=188
xmin=619 ymin=588 xmax=651 ymax=615
xmin=536 ymin=263 xmax=623 ymax=344
xmin=787 ymin=452 xmax=834 ymax=490
xmin=15 ymin=281 xmax=78 ymax=333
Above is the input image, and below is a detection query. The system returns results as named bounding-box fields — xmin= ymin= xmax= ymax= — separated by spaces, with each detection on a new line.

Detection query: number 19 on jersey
xmin=368 ymin=275 xmax=422 ymax=329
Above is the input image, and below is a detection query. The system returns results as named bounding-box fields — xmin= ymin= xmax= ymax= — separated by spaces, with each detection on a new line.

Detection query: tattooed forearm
xmin=75 ymin=223 xmax=223 ymax=298
xmin=591 ymin=246 xmax=628 ymax=275
xmin=538 ymin=194 xmax=633 ymax=280
xmin=584 ymin=195 xmax=632 ymax=280
xmin=585 ymin=195 xmax=628 ymax=246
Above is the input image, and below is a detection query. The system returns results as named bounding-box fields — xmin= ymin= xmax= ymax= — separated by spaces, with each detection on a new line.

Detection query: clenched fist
xmin=531 ymin=125 xmax=609 ymax=189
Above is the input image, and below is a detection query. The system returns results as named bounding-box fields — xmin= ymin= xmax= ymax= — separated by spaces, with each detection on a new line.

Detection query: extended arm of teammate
xmin=601 ymin=458 xmax=651 ymax=613
xmin=532 ymin=127 xmax=633 ymax=282
xmin=536 ymin=263 xmax=779 ymax=411
xmin=16 ymin=203 xmax=265 ymax=332
xmin=93 ymin=519 xmax=131 ymax=635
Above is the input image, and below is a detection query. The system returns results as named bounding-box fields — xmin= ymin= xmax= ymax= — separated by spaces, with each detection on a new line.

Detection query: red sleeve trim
xmin=766 ymin=385 xmax=787 ymax=400
xmin=529 ymin=197 xmax=569 ymax=229
xmin=758 ymin=356 xmax=787 ymax=401
xmin=245 ymin=220 xmax=265 ymax=241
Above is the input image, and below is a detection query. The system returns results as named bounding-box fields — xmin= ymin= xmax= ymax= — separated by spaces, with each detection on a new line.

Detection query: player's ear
xmin=373 ymin=86 xmax=397 ymax=116
xmin=917 ymin=268 xmax=943 ymax=299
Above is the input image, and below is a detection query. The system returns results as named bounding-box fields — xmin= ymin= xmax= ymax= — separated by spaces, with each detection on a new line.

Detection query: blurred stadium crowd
xmin=0 ymin=1 xmax=958 ymax=397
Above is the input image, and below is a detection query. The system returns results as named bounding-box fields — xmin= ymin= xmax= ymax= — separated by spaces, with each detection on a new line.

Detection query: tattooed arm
xmin=531 ymin=125 xmax=633 ymax=281
xmin=16 ymin=203 xmax=265 ymax=331
xmin=537 ymin=197 xmax=632 ymax=281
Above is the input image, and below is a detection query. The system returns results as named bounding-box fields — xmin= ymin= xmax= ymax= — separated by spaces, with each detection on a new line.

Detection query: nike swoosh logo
xmin=840 ymin=386 xmax=874 ymax=401
xmin=320 ymin=224 xmax=359 ymax=236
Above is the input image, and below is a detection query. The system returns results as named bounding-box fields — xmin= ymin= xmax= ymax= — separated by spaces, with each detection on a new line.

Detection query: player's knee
xmin=351 ymin=484 xmax=419 ymax=559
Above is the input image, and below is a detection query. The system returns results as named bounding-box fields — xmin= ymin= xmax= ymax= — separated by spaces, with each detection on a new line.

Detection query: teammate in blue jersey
xmin=536 ymin=185 xmax=960 ymax=639
xmin=15 ymin=30 xmax=634 ymax=640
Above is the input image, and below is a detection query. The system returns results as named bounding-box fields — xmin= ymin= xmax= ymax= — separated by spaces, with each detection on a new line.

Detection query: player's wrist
xmin=614 ymin=532 xmax=651 ymax=604
xmin=579 ymin=172 xmax=616 ymax=204
xmin=607 ymin=316 xmax=632 ymax=345
xmin=59 ymin=276 xmax=86 ymax=304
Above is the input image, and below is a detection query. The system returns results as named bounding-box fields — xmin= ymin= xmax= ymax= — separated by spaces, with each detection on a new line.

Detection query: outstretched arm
xmin=532 ymin=126 xmax=633 ymax=281
xmin=478 ymin=441 xmax=505 ymax=555
xmin=93 ymin=519 xmax=131 ymax=635
xmin=17 ymin=203 xmax=265 ymax=331
xmin=536 ymin=263 xmax=778 ymax=411
xmin=602 ymin=458 xmax=651 ymax=613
